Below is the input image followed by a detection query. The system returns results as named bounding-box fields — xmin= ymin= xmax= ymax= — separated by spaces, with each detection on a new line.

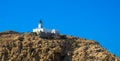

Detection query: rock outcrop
xmin=0 ymin=31 xmax=119 ymax=61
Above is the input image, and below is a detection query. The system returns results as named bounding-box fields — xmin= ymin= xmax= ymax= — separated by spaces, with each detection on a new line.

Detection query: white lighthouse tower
xmin=33 ymin=20 xmax=44 ymax=33
xmin=38 ymin=20 xmax=42 ymax=28
xmin=33 ymin=20 xmax=59 ymax=34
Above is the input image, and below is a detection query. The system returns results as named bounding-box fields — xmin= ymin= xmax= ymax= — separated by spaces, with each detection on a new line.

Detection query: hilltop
xmin=0 ymin=31 xmax=120 ymax=61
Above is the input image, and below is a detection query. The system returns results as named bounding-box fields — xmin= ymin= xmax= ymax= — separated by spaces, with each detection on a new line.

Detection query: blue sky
xmin=0 ymin=0 xmax=120 ymax=57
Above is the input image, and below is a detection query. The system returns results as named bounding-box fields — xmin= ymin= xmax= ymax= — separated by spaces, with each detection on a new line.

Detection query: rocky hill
xmin=0 ymin=31 xmax=120 ymax=61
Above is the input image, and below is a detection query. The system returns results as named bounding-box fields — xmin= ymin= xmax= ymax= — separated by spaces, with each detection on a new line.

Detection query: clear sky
xmin=0 ymin=0 xmax=120 ymax=57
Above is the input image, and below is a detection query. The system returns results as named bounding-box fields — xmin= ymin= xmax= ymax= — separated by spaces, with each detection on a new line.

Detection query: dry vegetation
xmin=0 ymin=31 xmax=120 ymax=61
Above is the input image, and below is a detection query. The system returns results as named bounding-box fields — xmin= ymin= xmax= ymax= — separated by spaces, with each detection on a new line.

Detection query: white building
xmin=33 ymin=20 xmax=59 ymax=34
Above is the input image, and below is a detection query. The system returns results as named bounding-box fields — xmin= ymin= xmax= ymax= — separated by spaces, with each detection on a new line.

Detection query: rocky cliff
xmin=0 ymin=31 xmax=120 ymax=61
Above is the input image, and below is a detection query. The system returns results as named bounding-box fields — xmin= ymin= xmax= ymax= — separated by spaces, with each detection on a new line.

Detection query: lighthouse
xmin=33 ymin=20 xmax=59 ymax=34
xmin=33 ymin=20 xmax=44 ymax=33
xmin=38 ymin=20 xmax=43 ymax=28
